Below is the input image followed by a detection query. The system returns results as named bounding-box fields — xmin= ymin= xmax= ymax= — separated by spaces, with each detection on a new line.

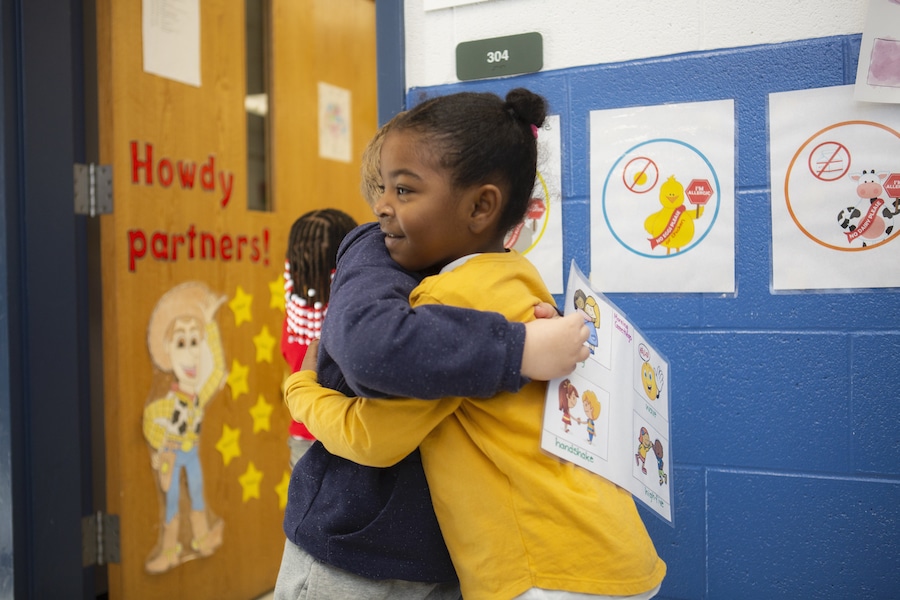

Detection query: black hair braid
xmin=394 ymin=87 xmax=549 ymax=236
xmin=287 ymin=209 xmax=357 ymax=305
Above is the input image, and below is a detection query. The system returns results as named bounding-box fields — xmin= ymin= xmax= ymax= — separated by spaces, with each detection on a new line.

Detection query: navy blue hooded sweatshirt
xmin=282 ymin=223 xmax=528 ymax=583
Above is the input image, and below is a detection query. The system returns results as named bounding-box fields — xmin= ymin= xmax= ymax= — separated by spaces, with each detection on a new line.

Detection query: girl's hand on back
xmin=301 ymin=339 xmax=320 ymax=374
xmin=521 ymin=312 xmax=590 ymax=381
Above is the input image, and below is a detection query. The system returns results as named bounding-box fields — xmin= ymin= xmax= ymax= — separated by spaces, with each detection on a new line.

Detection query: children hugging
xmin=277 ymin=89 xmax=665 ymax=600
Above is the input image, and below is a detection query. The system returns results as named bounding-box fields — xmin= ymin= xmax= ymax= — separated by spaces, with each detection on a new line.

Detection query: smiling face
xmin=374 ymin=129 xmax=481 ymax=273
xmin=641 ymin=361 xmax=658 ymax=400
xmin=166 ymin=317 xmax=203 ymax=391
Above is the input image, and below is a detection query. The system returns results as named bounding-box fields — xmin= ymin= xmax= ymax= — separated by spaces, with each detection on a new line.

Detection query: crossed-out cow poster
xmin=589 ymin=100 xmax=735 ymax=294
xmin=540 ymin=262 xmax=673 ymax=523
xmin=770 ymin=84 xmax=900 ymax=291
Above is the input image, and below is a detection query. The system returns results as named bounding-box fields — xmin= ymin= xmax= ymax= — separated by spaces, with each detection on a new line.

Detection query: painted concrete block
xmin=708 ymin=470 xmax=900 ymax=598
xmin=641 ymin=467 xmax=706 ymax=600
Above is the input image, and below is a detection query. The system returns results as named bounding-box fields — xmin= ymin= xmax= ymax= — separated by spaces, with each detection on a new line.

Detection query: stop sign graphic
xmin=884 ymin=173 xmax=900 ymax=199
xmin=686 ymin=179 xmax=713 ymax=206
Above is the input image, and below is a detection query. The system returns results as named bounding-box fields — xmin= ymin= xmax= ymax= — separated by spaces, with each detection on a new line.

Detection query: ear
xmin=465 ymin=184 xmax=503 ymax=234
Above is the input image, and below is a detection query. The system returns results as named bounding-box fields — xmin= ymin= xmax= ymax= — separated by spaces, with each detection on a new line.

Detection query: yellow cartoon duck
xmin=644 ymin=175 xmax=704 ymax=254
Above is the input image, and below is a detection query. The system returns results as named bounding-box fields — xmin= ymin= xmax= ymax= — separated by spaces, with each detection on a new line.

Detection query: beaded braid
xmin=284 ymin=209 xmax=357 ymax=346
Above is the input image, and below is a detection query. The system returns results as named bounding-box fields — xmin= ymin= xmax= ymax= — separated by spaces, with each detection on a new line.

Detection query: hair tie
xmin=530 ymin=124 xmax=539 ymax=139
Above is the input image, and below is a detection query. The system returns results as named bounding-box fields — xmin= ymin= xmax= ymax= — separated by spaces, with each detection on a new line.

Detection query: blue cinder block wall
xmin=409 ymin=35 xmax=900 ymax=599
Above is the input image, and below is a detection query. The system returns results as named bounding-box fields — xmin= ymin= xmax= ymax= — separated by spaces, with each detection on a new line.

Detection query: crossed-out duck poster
xmin=589 ymin=100 xmax=736 ymax=294
xmin=541 ymin=262 xmax=673 ymax=524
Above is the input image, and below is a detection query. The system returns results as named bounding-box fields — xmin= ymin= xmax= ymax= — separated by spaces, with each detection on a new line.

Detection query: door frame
xmin=0 ymin=0 xmax=406 ymax=597
xmin=375 ymin=0 xmax=405 ymax=125
xmin=0 ymin=0 xmax=95 ymax=597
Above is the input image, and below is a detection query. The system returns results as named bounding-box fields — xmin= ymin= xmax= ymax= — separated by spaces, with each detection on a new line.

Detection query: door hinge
xmin=73 ymin=163 xmax=113 ymax=216
xmin=82 ymin=511 xmax=121 ymax=566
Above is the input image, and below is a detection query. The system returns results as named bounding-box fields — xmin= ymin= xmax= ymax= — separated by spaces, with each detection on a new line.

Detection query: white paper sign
xmin=318 ymin=82 xmax=352 ymax=163
xmin=541 ymin=262 xmax=673 ymax=523
xmin=769 ymin=85 xmax=900 ymax=290
xmin=423 ymin=0 xmax=489 ymax=11
xmin=504 ymin=115 xmax=563 ymax=294
xmin=590 ymin=100 xmax=735 ymax=293
xmin=142 ymin=0 xmax=201 ymax=87
xmin=855 ymin=0 xmax=900 ymax=104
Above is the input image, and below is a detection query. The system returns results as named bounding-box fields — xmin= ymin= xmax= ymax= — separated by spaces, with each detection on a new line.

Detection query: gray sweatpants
xmin=274 ymin=539 xmax=461 ymax=600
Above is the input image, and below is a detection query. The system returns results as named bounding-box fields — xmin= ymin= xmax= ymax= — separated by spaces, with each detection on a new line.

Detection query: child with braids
xmin=286 ymin=89 xmax=666 ymax=599
xmin=281 ymin=208 xmax=358 ymax=467
xmin=275 ymin=113 xmax=591 ymax=599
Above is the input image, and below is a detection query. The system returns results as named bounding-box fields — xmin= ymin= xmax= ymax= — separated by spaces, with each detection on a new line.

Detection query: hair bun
xmin=505 ymin=88 xmax=548 ymax=129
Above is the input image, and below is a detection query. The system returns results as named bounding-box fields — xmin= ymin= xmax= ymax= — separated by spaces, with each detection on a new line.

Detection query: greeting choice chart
xmin=541 ymin=262 xmax=673 ymax=523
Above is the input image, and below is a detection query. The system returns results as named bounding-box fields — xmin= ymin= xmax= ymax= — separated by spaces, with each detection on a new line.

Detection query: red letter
xmin=151 ymin=232 xmax=169 ymax=260
xmin=172 ymin=233 xmax=186 ymax=260
xmin=219 ymin=171 xmax=234 ymax=207
xmin=158 ymin=158 xmax=174 ymax=187
xmin=250 ymin=235 xmax=261 ymax=262
xmin=178 ymin=161 xmax=197 ymax=189
xmin=220 ymin=234 xmax=233 ymax=260
xmin=201 ymin=232 xmax=216 ymax=258
xmin=236 ymin=235 xmax=248 ymax=260
xmin=200 ymin=155 xmax=216 ymax=191
xmin=186 ymin=224 xmax=197 ymax=258
xmin=131 ymin=141 xmax=153 ymax=184
xmin=128 ymin=229 xmax=146 ymax=272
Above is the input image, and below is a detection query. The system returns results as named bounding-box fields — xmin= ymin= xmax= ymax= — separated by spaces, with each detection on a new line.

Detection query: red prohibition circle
xmin=622 ymin=156 xmax=658 ymax=193
xmin=785 ymin=120 xmax=900 ymax=251
xmin=807 ymin=141 xmax=851 ymax=182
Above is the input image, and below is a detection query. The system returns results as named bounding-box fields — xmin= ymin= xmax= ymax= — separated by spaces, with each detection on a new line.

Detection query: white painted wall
xmin=405 ymin=0 xmax=868 ymax=89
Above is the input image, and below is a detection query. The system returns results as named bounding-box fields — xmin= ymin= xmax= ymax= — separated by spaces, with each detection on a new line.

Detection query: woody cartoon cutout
xmin=143 ymin=281 xmax=228 ymax=574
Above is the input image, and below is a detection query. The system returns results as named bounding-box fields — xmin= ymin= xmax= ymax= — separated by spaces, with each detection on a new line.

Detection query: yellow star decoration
xmin=229 ymin=285 xmax=254 ymax=327
xmin=215 ymin=423 xmax=242 ymax=466
xmin=250 ymin=394 xmax=274 ymax=433
xmin=227 ymin=359 xmax=250 ymax=400
xmin=276 ymin=470 xmax=291 ymax=510
xmin=253 ymin=325 xmax=276 ymax=364
xmin=239 ymin=461 xmax=264 ymax=503
xmin=269 ymin=275 xmax=286 ymax=312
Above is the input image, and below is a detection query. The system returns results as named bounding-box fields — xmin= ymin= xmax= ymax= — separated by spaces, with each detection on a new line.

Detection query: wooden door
xmin=95 ymin=1 xmax=376 ymax=598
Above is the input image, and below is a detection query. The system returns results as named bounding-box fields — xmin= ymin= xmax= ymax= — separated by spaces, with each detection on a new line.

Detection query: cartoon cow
xmin=837 ymin=169 xmax=900 ymax=248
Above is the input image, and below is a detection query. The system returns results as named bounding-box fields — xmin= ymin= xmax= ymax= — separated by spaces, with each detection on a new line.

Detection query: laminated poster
xmin=769 ymin=85 xmax=900 ymax=290
xmin=854 ymin=0 xmax=900 ymax=104
xmin=318 ymin=82 xmax=352 ymax=163
xmin=589 ymin=99 xmax=735 ymax=294
xmin=504 ymin=115 xmax=563 ymax=294
xmin=541 ymin=262 xmax=673 ymax=523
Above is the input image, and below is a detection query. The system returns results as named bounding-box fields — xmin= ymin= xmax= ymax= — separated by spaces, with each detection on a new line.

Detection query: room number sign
xmin=456 ymin=32 xmax=543 ymax=81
